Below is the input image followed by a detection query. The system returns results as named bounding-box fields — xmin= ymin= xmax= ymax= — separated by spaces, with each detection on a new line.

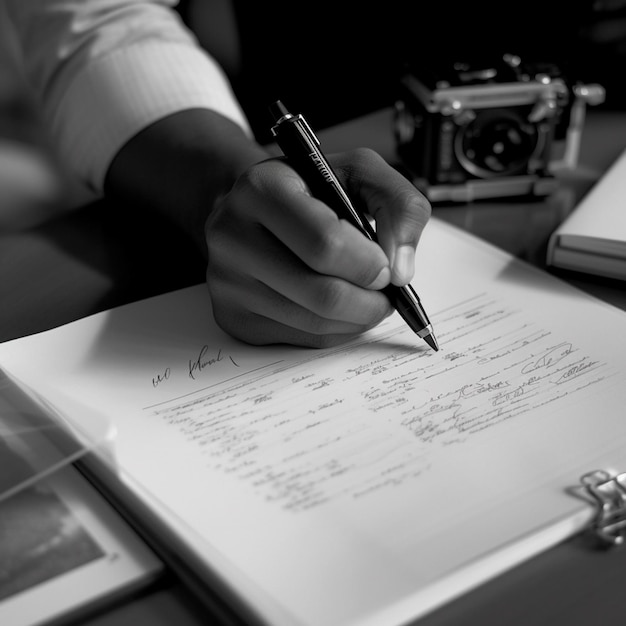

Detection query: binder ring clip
xmin=580 ymin=470 xmax=626 ymax=548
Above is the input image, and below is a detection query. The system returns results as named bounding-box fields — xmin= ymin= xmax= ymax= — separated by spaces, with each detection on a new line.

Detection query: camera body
xmin=395 ymin=55 xmax=575 ymax=202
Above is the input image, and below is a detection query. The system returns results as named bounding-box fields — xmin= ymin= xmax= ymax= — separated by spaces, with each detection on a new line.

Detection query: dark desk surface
xmin=2 ymin=109 xmax=626 ymax=626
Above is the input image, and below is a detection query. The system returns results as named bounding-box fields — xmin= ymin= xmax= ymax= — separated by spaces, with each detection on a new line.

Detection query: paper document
xmin=1 ymin=217 xmax=626 ymax=626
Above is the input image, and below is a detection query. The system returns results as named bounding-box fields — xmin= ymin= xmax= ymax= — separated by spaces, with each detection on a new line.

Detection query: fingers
xmin=206 ymin=216 xmax=392 ymax=347
xmin=209 ymin=278 xmax=390 ymax=349
xmin=205 ymin=149 xmax=429 ymax=347
xmin=329 ymin=148 xmax=431 ymax=285
xmin=222 ymin=159 xmax=393 ymax=290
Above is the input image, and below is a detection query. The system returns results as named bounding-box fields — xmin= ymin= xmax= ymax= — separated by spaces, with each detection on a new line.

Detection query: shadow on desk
xmin=0 ymin=200 xmax=205 ymax=343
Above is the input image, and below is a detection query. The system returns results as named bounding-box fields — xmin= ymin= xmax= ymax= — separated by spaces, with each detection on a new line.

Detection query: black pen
xmin=269 ymin=100 xmax=439 ymax=352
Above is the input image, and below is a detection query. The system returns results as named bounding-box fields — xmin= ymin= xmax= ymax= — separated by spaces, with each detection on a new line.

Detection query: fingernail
xmin=367 ymin=266 xmax=390 ymax=290
xmin=392 ymin=245 xmax=415 ymax=285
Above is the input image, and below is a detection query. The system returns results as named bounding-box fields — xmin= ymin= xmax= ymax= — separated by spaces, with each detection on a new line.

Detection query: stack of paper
xmin=547 ymin=148 xmax=626 ymax=280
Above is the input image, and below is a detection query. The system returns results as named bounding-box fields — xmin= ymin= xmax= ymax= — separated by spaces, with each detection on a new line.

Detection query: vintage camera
xmin=394 ymin=54 xmax=604 ymax=202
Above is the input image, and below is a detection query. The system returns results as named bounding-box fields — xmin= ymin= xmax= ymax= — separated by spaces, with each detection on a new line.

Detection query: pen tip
xmin=423 ymin=332 xmax=439 ymax=352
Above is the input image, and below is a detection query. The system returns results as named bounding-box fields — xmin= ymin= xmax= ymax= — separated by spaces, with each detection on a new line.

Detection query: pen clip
xmin=295 ymin=114 xmax=320 ymax=147
xmin=269 ymin=100 xmax=320 ymax=147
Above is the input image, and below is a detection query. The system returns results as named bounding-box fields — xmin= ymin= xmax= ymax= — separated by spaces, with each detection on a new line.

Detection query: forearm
xmin=6 ymin=0 xmax=253 ymax=208
xmin=103 ymin=108 xmax=270 ymax=254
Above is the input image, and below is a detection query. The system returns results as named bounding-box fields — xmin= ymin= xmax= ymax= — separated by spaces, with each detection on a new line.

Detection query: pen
xmin=269 ymin=100 xmax=439 ymax=352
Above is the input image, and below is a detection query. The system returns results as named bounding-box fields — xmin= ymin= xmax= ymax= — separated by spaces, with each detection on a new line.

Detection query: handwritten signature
xmin=189 ymin=346 xmax=239 ymax=380
xmin=151 ymin=345 xmax=239 ymax=387
xmin=152 ymin=367 xmax=171 ymax=388
xmin=521 ymin=342 xmax=574 ymax=374
xmin=554 ymin=359 xmax=598 ymax=384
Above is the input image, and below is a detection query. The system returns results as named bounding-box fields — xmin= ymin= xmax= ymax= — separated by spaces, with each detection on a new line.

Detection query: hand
xmin=205 ymin=147 xmax=431 ymax=348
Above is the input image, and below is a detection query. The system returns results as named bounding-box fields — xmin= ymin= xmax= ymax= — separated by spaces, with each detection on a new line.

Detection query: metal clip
xmin=580 ymin=470 xmax=626 ymax=547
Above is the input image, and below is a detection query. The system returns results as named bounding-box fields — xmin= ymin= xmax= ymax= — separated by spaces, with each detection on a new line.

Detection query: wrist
xmin=104 ymin=108 xmax=270 ymax=253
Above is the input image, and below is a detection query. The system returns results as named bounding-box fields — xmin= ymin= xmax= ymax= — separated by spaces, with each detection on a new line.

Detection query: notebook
xmin=547 ymin=147 xmax=626 ymax=280
xmin=1 ymin=217 xmax=626 ymax=626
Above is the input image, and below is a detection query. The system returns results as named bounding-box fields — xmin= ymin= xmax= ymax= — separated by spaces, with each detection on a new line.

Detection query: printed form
xmin=2 ymin=218 xmax=625 ymax=626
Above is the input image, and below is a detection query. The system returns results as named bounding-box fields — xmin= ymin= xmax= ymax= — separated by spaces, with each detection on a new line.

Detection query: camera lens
xmin=455 ymin=109 xmax=541 ymax=178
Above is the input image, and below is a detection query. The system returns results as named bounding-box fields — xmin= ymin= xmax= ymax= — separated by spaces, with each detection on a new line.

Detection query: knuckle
xmin=345 ymin=146 xmax=382 ymax=169
xmin=336 ymin=147 xmax=383 ymax=180
xmin=351 ymin=146 xmax=382 ymax=166
xmin=227 ymin=158 xmax=285 ymax=203
xmin=229 ymin=162 xmax=265 ymax=197
xmin=403 ymin=195 xmax=432 ymax=238
xmin=205 ymin=207 xmax=237 ymax=259
xmin=307 ymin=226 xmax=345 ymax=274
xmin=311 ymin=277 xmax=349 ymax=318
xmin=309 ymin=226 xmax=385 ymax=288
xmin=411 ymin=190 xmax=432 ymax=221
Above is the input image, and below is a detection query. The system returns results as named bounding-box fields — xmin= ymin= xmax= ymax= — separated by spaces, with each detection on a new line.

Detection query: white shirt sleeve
xmin=5 ymin=0 xmax=251 ymax=205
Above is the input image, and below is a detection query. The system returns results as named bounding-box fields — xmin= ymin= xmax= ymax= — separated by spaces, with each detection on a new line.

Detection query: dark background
xmin=180 ymin=1 xmax=626 ymax=142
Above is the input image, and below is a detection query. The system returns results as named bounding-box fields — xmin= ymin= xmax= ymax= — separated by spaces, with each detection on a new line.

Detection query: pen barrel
xmin=270 ymin=103 xmax=436 ymax=347
xmin=272 ymin=119 xmax=376 ymax=241
xmin=383 ymin=283 xmax=431 ymax=335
